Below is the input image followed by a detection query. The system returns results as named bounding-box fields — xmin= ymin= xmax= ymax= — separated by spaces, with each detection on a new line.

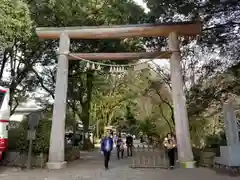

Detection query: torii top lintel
xmin=36 ymin=21 xmax=201 ymax=39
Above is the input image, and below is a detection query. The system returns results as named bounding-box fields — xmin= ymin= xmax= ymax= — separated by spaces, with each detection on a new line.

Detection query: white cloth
xmin=105 ymin=139 xmax=110 ymax=151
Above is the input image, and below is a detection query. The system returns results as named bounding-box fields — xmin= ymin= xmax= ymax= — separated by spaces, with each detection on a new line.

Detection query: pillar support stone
xmin=46 ymin=33 xmax=70 ymax=169
xmin=168 ymin=32 xmax=195 ymax=168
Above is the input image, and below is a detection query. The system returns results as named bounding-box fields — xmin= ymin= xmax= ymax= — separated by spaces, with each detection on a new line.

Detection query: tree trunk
xmin=82 ymin=70 xmax=94 ymax=150
xmin=96 ymin=120 xmax=99 ymax=139
xmin=0 ymin=50 xmax=8 ymax=81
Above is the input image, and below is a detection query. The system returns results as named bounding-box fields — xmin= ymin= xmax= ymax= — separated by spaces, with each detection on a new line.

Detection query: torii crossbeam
xmin=36 ymin=21 xmax=201 ymax=39
xmin=36 ymin=21 xmax=201 ymax=170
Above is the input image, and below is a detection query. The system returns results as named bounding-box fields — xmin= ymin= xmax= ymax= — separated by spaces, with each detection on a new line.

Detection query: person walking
xmin=163 ymin=133 xmax=177 ymax=169
xmin=113 ymin=134 xmax=118 ymax=145
xmin=116 ymin=135 xmax=124 ymax=159
xmin=140 ymin=135 xmax=144 ymax=143
xmin=101 ymin=133 xmax=114 ymax=170
xmin=126 ymin=134 xmax=133 ymax=157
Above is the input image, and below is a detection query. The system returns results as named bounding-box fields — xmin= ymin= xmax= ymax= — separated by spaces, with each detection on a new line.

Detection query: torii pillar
xmin=168 ymin=32 xmax=195 ymax=168
xmin=46 ymin=33 xmax=70 ymax=169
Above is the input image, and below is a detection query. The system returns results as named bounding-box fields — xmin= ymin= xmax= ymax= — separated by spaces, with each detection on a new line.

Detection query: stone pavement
xmin=0 ymin=149 xmax=239 ymax=180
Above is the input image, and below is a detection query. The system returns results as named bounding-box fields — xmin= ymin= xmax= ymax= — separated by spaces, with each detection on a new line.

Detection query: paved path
xmin=0 ymin=148 xmax=239 ymax=180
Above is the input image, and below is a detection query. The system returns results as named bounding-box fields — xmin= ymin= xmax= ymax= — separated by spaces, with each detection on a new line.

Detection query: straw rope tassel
xmin=91 ymin=63 xmax=95 ymax=70
xmin=97 ymin=65 xmax=101 ymax=71
xmin=86 ymin=62 xmax=90 ymax=69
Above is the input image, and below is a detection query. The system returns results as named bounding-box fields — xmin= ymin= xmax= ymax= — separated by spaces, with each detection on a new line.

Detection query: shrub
xmin=8 ymin=126 xmax=25 ymax=151
xmin=8 ymin=119 xmax=51 ymax=154
xmin=192 ymin=147 xmax=201 ymax=167
xmin=32 ymin=119 xmax=51 ymax=154
xmin=8 ymin=120 xmax=28 ymax=152
xmin=8 ymin=119 xmax=83 ymax=159
xmin=205 ymin=134 xmax=221 ymax=149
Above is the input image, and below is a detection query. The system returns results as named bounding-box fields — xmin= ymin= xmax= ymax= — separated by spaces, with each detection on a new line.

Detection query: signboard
xmin=27 ymin=130 xmax=36 ymax=169
xmin=27 ymin=112 xmax=42 ymax=130
xmin=26 ymin=110 xmax=43 ymax=169
xmin=27 ymin=130 xmax=36 ymax=140
xmin=223 ymin=103 xmax=240 ymax=146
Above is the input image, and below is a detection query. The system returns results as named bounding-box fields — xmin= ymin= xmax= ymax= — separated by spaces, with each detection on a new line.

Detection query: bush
xmin=8 ymin=120 xmax=28 ymax=152
xmin=33 ymin=119 xmax=51 ymax=154
xmin=8 ymin=126 xmax=24 ymax=151
xmin=8 ymin=119 xmax=84 ymax=160
xmin=205 ymin=134 xmax=221 ymax=149
xmin=192 ymin=147 xmax=201 ymax=167
xmin=204 ymin=132 xmax=227 ymax=156
xmin=65 ymin=146 xmax=81 ymax=161
xmin=205 ymin=132 xmax=227 ymax=148
xmin=8 ymin=119 xmax=51 ymax=154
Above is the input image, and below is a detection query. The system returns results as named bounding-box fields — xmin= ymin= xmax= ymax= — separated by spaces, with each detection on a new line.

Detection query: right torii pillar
xmin=168 ymin=32 xmax=195 ymax=168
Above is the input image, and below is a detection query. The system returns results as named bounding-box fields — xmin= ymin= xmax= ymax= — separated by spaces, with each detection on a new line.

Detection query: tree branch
xmin=31 ymin=68 xmax=55 ymax=99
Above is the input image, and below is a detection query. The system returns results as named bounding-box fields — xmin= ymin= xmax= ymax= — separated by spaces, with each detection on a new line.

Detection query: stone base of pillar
xmin=180 ymin=161 xmax=196 ymax=168
xmin=46 ymin=161 xmax=67 ymax=169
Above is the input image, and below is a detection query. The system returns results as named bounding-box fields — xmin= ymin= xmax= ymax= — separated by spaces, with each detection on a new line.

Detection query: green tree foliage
xmin=145 ymin=0 xmax=239 ymax=52
xmin=0 ymin=0 xmax=33 ymax=114
xmin=4 ymin=0 xmax=236 ymax=151
xmin=0 ymin=0 xmax=145 ymax=115
xmin=0 ymin=0 xmax=31 ymax=50
xmin=144 ymin=0 xmax=239 ymax=144
xmin=8 ymin=119 xmax=51 ymax=153
xmin=144 ymin=0 xmax=239 ymax=105
xmin=24 ymin=0 xmax=147 ymax=149
xmin=90 ymin=70 xmax=151 ymax=136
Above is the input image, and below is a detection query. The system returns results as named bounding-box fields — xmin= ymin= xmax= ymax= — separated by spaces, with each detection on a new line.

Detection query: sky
xmin=133 ymin=0 xmax=150 ymax=13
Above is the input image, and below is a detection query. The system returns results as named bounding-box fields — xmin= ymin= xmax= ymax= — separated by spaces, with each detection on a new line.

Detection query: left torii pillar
xmin=47 ymin=33 xmax=70 ymax=169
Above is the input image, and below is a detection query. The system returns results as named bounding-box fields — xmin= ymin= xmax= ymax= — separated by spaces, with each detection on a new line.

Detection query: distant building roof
xmin=10 ymin=106 xmax=45 ymax=122
xmin=14 ymin=107 xmax=44 ymax=114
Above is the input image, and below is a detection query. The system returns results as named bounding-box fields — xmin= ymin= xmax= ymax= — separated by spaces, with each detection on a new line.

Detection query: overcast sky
xmin=133 ymin=0 xmax=150 ymax=13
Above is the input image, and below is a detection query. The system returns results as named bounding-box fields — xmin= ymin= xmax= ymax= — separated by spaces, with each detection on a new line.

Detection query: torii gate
xmin=36 ymin=21 xmax=201 ymax=169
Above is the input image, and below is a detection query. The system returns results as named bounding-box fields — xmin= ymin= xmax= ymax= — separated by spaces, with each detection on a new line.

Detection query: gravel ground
xmin=0 ymin=144 xmax=239 ymax=180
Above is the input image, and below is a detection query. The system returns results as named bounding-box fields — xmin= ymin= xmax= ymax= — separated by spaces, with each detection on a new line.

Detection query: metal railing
xmin=130 ymin=144 xmax=168 ymax=168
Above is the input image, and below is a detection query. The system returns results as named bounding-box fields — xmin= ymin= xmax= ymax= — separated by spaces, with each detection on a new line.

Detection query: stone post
xmin=168 ymin=32 xmax=195 ymax=168
xmin=223 ymin=101 xmax=239 ymax=146
xmin=47 ymin=33 xmax=70 ymax=169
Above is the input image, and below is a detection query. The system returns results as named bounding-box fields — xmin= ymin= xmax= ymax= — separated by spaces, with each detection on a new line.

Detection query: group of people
xmin=115 ymin=134 xmax=133 ymax=159
xmin=100 ymin=132 xmax=133 ymax=170
xmin=100 ymin=132 xmax=177 ymax=170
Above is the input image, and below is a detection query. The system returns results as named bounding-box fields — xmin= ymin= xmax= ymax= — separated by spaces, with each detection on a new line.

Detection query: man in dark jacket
xmin=101 ymin=133 xmax=114 ymax=169
xmin=126 ymin=134 xmax=133 ymax=157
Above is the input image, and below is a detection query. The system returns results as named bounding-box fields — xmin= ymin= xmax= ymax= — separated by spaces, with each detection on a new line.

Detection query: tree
xmin=26 ymin=0 xmax=146 ymax=149
xmin=144 ymin=0 xmax=240 ymax=113
xmin=145 ymin=0 xmax=239 ymax=49
xmin=143 ymin=0 xmax=239 ymax=126
xmin=90 ymin=70 xmax=150 ymax=136
xmin=0 ymin=0 xmax=36 ymax=114
xmin=0 ymin=0 xmax=31 ymax=51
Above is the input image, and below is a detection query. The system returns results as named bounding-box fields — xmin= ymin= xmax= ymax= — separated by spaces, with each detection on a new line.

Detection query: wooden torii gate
xmin=36 ymin=21 xmax=201 ymax=169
